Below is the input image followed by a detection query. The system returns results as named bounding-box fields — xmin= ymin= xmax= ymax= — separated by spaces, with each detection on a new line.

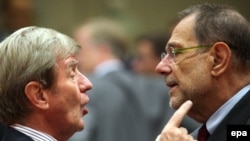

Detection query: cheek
xmin=175 ymin=58 xmax=210 ymax=89
xmin=51 ymin=93 xmax=81 ymax=124
xmin=52 ymin=82 xmax=81 ymax=107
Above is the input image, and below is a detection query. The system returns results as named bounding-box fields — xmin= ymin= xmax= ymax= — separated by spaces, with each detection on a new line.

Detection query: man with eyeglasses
xmin=155 ymin=3 xmax=250 ymax=141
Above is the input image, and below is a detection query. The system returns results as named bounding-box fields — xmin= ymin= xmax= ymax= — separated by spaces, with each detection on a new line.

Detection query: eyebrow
xmin=166 ymin=42 xmax=182 ymax=50
xmin=165 ymin=42 xmax=175 ymax=52
xmin=67 ymin=60 xmax=79 ymax=69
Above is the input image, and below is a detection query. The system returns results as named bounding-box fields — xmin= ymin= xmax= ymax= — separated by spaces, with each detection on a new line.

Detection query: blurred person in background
xmin=132 ymin=32 xmax=170 ymax=76
xmin=69 ymin=17 xmax=139 ymax=141
xmin=73 ymin=17 xmax=129 ymax=76
xmin=69 ymin=17 xmax=199 ymax=141
xmin=0 ymin=0 xmax=35 ymax=41
xmin=130 ymin=32 xmax=199 ymax=140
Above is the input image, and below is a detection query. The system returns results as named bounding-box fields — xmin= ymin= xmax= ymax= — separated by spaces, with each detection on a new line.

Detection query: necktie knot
xmin=197 ymin=124 xmax=210 ymax=141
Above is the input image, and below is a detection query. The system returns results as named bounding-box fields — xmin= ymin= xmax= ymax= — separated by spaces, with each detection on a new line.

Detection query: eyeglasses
xmin=161 ymin=45 xmax=212 ymax=64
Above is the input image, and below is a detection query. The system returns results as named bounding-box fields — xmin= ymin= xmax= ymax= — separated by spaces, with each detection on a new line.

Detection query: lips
xmin=82 ymin=107 xmax=89 ymax=115
xmin=81 ymin=95 xmax=89 ymax=116
xmin=165 ymin=77 xmax=178 ymax=88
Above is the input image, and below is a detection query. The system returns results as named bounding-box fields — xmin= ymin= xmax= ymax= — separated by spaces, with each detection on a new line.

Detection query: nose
xmin=83 ymin=76 xmax=93 ymax=91
xmin=155 ymin=59 xmax=172 ymax=75
xmin=77 ymin=73 xmax=93 ymax=92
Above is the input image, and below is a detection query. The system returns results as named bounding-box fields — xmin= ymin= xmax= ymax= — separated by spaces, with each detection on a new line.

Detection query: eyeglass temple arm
xmin=174 ymin=45 xmax=212 ymax=53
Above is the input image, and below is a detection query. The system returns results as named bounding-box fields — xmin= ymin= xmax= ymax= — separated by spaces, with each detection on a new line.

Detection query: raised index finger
xmin=163 ymin=100 xmax=193 ymax=130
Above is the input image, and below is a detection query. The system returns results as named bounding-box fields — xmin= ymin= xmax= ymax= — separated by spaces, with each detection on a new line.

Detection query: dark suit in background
xmin=70 ymin=73 xmax=139 ymax=141
xmin=70 ymin=17 xmax=199 ymax=141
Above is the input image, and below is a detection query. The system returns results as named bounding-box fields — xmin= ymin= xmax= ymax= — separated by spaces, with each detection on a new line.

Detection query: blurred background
xmin=1 ymin=0 xmax=249 ymax=41
xmin=1 ymin=0 xmax=249 ymax=71
xmin=35 ymin=0 xmax=250 ymax=36
xmin=0 ymin=1 xmax=249 ymax=141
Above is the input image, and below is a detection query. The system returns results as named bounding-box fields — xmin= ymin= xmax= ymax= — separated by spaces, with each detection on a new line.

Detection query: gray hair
xmin=178 ymin=3 xmax=250 ymax=68
xmin=0 ymin=26 xmax=80 ymax=124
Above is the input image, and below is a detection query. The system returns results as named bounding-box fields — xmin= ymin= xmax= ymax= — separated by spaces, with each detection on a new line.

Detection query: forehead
xmin=168 ymin=14 xmax=198 ymax=47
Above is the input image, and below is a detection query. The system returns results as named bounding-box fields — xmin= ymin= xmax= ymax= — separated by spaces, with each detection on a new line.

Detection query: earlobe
xmin=211 ymin=42 xmax=231 ymax=77
xmin=25 ymin=81 xmax=49 ymax=110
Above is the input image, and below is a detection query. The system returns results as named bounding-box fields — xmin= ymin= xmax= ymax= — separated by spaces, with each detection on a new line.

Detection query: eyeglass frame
xmin=161 ymin=45 xmax=212 ymax=63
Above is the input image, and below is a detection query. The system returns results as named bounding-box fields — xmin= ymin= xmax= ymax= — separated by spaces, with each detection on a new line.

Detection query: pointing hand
xmin=155 ymin=100 xmax=197 ymax=141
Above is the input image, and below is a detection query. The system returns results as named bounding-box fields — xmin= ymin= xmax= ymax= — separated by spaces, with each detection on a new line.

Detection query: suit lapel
xmin=208 ymin=90 xmax=250 ymax=141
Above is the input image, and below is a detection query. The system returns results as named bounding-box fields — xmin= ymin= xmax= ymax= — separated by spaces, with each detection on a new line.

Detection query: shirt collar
xmin=93 ymin=59 xmax=124 ymax=77
xmin=206 ymin=84 xmax=250 ymax=134
xmin=11 ymin=124 xmax=57 ymax=141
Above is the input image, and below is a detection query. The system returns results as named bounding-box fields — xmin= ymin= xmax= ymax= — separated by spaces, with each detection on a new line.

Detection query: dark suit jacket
xmin=2 ymin=127 xmax=33 ymax=141
xmin=0 ymin=122 xmax=6 ymax=140
xmin=208 ymin=91 xmax=250 ymax=141
xmin=207 ymin=90 xmax=250 ymax=141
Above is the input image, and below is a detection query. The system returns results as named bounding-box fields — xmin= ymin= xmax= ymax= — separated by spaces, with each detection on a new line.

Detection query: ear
xmin=210 ymin=42 xmax=232 ymax=77
xmin=25 ymin=81 xmax=49 ymax=110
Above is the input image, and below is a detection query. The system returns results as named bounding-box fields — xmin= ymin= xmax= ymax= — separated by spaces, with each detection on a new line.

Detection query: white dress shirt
xmin=11 ymin=124 xmax=57 ymax=141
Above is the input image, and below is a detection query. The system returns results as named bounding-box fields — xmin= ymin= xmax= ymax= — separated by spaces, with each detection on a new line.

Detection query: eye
xmin=70 ymin=71 xmax=76 ymax=78
xmin=70 ymin=65 xmax=77 ymax=79
xmin=166 ymin=46 xmax=175 ymax=57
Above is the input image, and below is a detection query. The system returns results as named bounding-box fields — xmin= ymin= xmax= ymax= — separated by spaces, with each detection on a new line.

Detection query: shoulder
xmin=2 ymin=127 xmax=33 ymax=141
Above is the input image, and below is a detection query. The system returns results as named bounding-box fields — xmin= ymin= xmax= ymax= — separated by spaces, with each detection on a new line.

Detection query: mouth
xmin=165 ymin=78 xmax=178 ymax=92
xmin=166 ymin=81 xmax=177 ymax=88
xmin=81 ymin=95 xmax=90 ymax=116
xmin=82 ymin=107 xmax=89 ymax=115
xmin=81 ymin=105 xmax=89 ymax=116
xmin=165 ymin=78 xmax=178 ymax=88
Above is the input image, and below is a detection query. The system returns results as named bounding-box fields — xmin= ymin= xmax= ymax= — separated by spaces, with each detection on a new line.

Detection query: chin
xmin=169 ymin=98 xmax=183 ymax=110
xmin=73 ymin=119 xmax=85 ymax=132
xmin=78 ymin=122 xmax=85 ymax=131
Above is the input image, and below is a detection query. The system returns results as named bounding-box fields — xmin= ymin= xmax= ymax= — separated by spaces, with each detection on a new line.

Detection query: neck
xmin=190 ymin=70 xmax=250 ymax=123
xmin=20 ymin=114 xmax=71 ymax=141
